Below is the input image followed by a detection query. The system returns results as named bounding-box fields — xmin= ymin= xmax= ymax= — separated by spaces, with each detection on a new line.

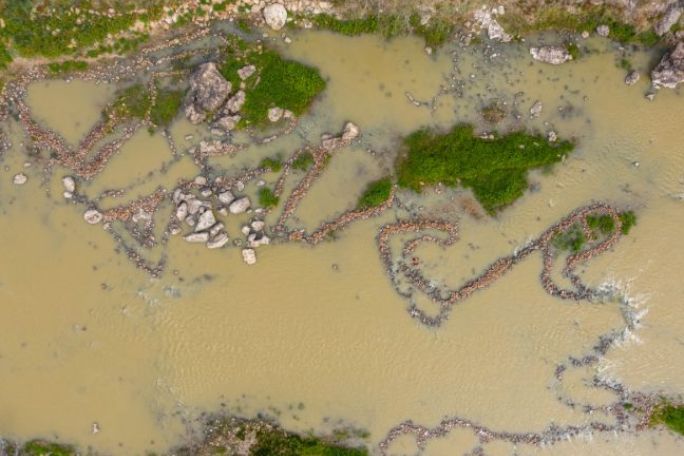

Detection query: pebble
xmin=62 ymin=176 xmax=76 ymax=192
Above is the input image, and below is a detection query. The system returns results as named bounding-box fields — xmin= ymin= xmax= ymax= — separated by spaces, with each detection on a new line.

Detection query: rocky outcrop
xmin=651 ymin=41 xmax=684 ymax=89
xmin=530 ymin=46 xmax=572 ymax=64
xmin=185 ymin=63 xmax=232 ymax=124
xmin=655 ymin=3 xmax=682 ymax=36
xmin=263 ymin=3 xmax=287 ymax=31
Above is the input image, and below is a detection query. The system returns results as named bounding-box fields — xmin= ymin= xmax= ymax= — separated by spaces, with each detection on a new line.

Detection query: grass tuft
xmin=258 ymin=187 xmax=279 ymax=208
xmin=651 ymin=403 xmax=684 ymax=436
xmin=292 ymin=152 xmax=315 ymax=171
xmin=357 ymin=177 xmax=392 ymax=210
xmin=260 ymin=155 xmax=283 ymax=172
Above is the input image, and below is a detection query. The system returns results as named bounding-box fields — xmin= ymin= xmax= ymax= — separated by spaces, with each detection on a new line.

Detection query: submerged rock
xmin=263 ymin=3 xmax=287 ymax=31
xmin=229 ymin=196 xmax=251 ymax=214
xmin=625 ymin=70 xmax=640 ymax=86
xmin=530 ymin=46 xmax=572 ymax=65
xmin=651 ymin=41 xmax=684 ymax=89
xmin=83 ymin=209 xmax=103 ymax=225
xmin=529 ymin=100 xmax=543 ymax=118
xmin=185 ymin=63 xmax=232 ymax=124
xmin=184 ymin=232 xmax=209 ymax=243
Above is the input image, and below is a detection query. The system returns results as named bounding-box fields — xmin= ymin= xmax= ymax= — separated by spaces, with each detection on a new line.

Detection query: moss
xmin=619 ymin=210 xmax=637 ymax=235
xmin=259 ymin=155 xmax=283 ymax=172
xmin=357 ymin=177 xmax=392 ymax=210
xmin=651 ymin=403 xmax=684 ymax=436
xmin=47 ymin=60 xmax=88 ymax=75
xmin=396 ymin=124 xmax=573 ymax=214
xmin=292 ymin=152 xmax=315 ymax=171
xmin=553 ymin=223 xmax=587 ymax=253
xmin=258 ymin=187 xmax=279 ymax=208
xmin=251 ymin=428 xmax=368 ymax=456
xmin=21 ymin=440 xmax=75 ymax=456
xmin=241 ymin=49 xmax=326 ymax=125
xmin=150 ymin=87 xmax=185 ymax=128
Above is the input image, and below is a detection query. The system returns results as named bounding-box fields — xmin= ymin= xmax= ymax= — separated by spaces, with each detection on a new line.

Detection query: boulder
xmin=176 ymin=202 xmax=189 ymax=221
xmin=251 ymin=220 xmax=265 ymax=231
xmin=225 ymin=90 xmax=246 ymax=113
xmin=229 ymin=196 xmax=251 ymax=214
xmin=62 ymin=176 xmax=76 ymax=192
xmin=84 ymin=209 xmax=103 ymax=224
xmin=342 ymin=122 xmax=360 ymax=141
xmin=530 ymin=46 xmax=572 ymax=65
xmin=218 ymin=190 xmax=235 ymax=204
xmin=195 ymin=210 xmax=217 ymax=232
xmin=247 ymin=232 xmax=270 ymax=248
xmin=213 ymin=114 xmax=241 ymax=131
xmin=268 ymin=107 xmax=284 ymax=122
xmin=624 ymin=70 xmax=640 ymax=86
xmin=656 ymin=4 xmax=683 ymax=36
xmin=238 ymin=65 xmax=256 ymax=80
xmin=651 ymin=41 xmax=684 ymax=89
xmin=263 ymin=3 xmax=287 ymax=31
xmin=596 ymin=25 xmax=610 ymax=37
xmin=185 ymin=232 xmax=209 ymax=243
xmin=185 ymin=63 xmax=232 ymax=124
xmin=12 ymin=173 xmax=27 ymax=185
xmin=242 ymin=248 xmax=257 ymax=265
xmin=487 ymin=20 xmax=511 ymax=42
xmin=207 ymin=233 xmax=230 ymax=249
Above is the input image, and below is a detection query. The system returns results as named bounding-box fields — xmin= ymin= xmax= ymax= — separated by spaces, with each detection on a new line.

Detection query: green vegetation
xmin=587 ymin=214 xmax=615 ymax=236
xmin=619 ymin=58 xmax=633 ymax=72
xmin=260 ymin=155 xmax=283 ymax=172
xmin=219 ymin=39 xmax=326 ymax=126
xmin=409 ymin=14 xmax=454 ymax=48
xmin=553 ymin=223 xmax=587 ymax=253
xmin=357 ymin=177 xmax=392 ymax=210
xmin=0 ymin=43 xmax=12 ymax=69
xmin=292 ymin=152 xmax=315 ymax=171
xmin=150 ymin=88 xmax=185 ymax=128
xmin=0 ymin=1 xmax=162 ymax=58
xmin=22 ymin=440 xmax=75 ymax=456
xmin=251 ymin=428 xmax=368 ymax=456
xmin=107 ymin=83 xmax=153 ymax=121
xmin=47 ymin=60 xmax=88 ymax=75
xmin=566 ymin=42 xmax=580 ymax=60
xmin=396 ymin=124 xmax=573 ymax=214
xmin=480 ymin=102 xmax=506 ymax=124
xmin=619 ymin=210 xmax=637 ymax=235
xmin=651 ymin=402 xmax=684 ymax=436
xmin=499 ymin=7 xmax=660 ymax=46
xmin=258 ymin=187 xmax=279 ymax=208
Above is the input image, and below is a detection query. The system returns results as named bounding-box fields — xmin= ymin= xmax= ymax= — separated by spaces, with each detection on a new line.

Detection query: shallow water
xmin=1 ymin=31 xmax=684 ymax=455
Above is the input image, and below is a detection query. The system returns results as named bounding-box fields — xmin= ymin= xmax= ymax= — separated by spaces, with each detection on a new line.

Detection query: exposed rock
xmin=251 ymin=220 xmax=265 ymax=232
xmin=63 ymin=191 xmax=73 ymax=199
xmin=596 ymin=25 xmax=610 ymax=37
xmin=132 ymin=209 xmax=152 ymax=224
xmin=200 ymin=188 xmax=213 ymax=198
xmin=235 ymin=181 xmax=245 ymax=191
xmin=213 ymin=114 xmax=241 ymax=131
xmin=625 ymin=70 xmax=640 ymax=86
xmin=229 ymin=196 xmax=251 ymax=214
xmin=651 ymin=41 xmax=684 ymax=89
xmin=655 ymin=4 xmax=683 ymax=36
xmin=207 ymin=233 xmax=230 ymax=249
xmin=263 ymin=3 xmax=287 ymax=31
xmin=241 ymin=225 xmax=252 ymax=236
xmin=209 ymin=223 xmax=225 ymax=237
xmin=195 ymin=210 xmax=217 ymax=232
xmin=186 ymin=198 xmax=205 ymax=215
xmin=242 ymin=248 xmax=257 ymax=265
xmin=62 ymin=176 xmax=76 ymax=192
xmin=185 ymin=232 xmax=209 ymax=243
xmin=194 ymin=175 xmax=208 ymax=186
xmin=218 ymin=190 xmax=235 ymax=204
xmin=547 ymin=130 xmax=558 ymax=142
xmin=84 ymin=209 xmax=103 ymax=224
xmin=238 ymin=65 xmax=256 ymax=80
xmin=248 ymin=232 xmax=270 ymax=248
xmin=225 ymin=90 xmax=246 ymax=113
xmin=487 ymin=21 xmax=512 ymax=42
xmin=530 ymin=46 xmax=572 ymax=65
xmin=267 ymin=107 xmax=284 ymax=122
xmin=474 ymin=8 xmax=511 ymax=42
xmin=529 ymin=100 xmax=543 ymax=118
xmin=342 ymin=121 xmax=360 ymax=141
xmin=12 ymin=173 xmax=27 ymax=185
xmin=185 ymin=63 xmax=232 ymax=124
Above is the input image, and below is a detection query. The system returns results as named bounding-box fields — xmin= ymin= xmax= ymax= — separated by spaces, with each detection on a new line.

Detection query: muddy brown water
xmin=1 ymin=32 xmax=684 ymax=455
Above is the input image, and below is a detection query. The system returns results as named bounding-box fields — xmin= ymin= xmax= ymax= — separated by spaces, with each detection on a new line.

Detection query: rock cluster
xmin=651 ymin=41 xmax=684 ymax=89
xmin=530 ymin=46 xmax=572 ymax=64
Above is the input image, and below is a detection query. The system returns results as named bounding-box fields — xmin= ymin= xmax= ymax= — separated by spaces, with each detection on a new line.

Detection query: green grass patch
xmin=0 ymin=42 xmax=12 ymax=69
xmin=150 ymin=87 xmax=185 ymax=128
xmin=619 ymin=58 xmax=633 ymax=71
xmin=251 ymin=428 xmax=368 ymax=456
xmin=258 ymin=187 xmax=279 ymax=208
xmin=409 ymin=14 xmax=454 ymax=48
xmin=396 ymin=124 xmax=573 ymax=214
xmin=47 ymin=60 xmax=88 ymax=75
xmin=357 ymin=177 xmax=392 ymax=210
xmin=241 ymin=49 xmax=326 ymax=125
xmin=311 ymin=14 xmax=380 ymax=36
xmin=553 ymin=223 xmax=587 ymax=252
xmin=260 ymin=155 xmax=283 ymax=172
xmin=22 ymin=440 xmax=75 ymax=456
xmin=566 ymin=42 xmax=580 ymax=60
xmin=292 ymin=152 xmax=315 ymax=171
xmin=651 ymin=403 xmax=684 ymax=436
xmin=107 ymin=83 xmax=153 ymax=120
xmin=619 ymin=210 xmax=637 ymax=235
xmin=587 ymin=214 xmax=615 ymax=236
